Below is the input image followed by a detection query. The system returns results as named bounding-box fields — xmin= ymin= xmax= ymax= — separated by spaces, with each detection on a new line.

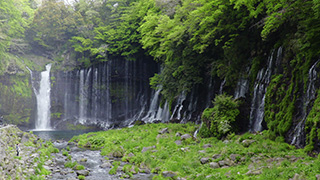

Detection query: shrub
xmin=199 ymin=94 xmax=240 ymax=139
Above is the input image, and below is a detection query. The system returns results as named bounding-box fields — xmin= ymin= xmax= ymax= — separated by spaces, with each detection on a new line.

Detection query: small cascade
xmin=250 ymin=49 xmax=276 ymax=132
xmin=170 ymin=92 xmax=186 ymax=120
xmin=234 ymin=76 xmax=249 ymax=99
xmin=142 ymin=88 xmax=161 ymax=122
xmin=140 ymin=87 xmax=170 ymax=123
xmin=291 ymin=60 xmax=319 ymax=146
xmin=219 ymin=78 xmax=226 ymax=94
xmin=35 ymin=64 xmax=52 ymax=130
xmin=205 ymin=76 xmax=215 ymax=107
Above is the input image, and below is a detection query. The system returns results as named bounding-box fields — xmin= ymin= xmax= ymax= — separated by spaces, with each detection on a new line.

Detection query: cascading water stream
xmin=249 ymin=49 xmax=276 ymax=132
xmin=35 ymin=64 xmax=52 ymax=130
xmin=291 ymin=60 xmax=319 ymax=146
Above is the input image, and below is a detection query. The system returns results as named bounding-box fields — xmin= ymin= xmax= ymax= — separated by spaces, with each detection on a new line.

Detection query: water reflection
xmin=31 ymin=130 xmax=97 ymax=141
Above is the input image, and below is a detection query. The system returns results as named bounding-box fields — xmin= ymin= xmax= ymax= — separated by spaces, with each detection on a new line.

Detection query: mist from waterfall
xmin=35 ymin=64 xmax=52 ymax=130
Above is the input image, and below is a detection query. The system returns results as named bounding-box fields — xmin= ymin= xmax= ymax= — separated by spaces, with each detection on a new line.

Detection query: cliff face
xmin=0 ymin=74 xmax=35 ymax=130
xmin=1 ymin=47 xmax=320 ymax=150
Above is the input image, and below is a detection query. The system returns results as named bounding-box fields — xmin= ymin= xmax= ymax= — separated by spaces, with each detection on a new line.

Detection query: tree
xmin=26 ymin=0 xmax=78 ymax=55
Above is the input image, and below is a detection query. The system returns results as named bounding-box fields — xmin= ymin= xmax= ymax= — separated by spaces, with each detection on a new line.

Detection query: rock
xmin=202 ymin=144 xmax=212 ymax=148
xmin=175 ymin=132 xmax=182 ymax=137
xmin=76 ymin=170 xmax=90 ymax=176
xmin=242 ymin=140 xmax=255 ymax=147
xmin=21 ymin=134 xmax=30 ymax=143
xmin=141 ymin=146 xmax=156 ymax=153
xmin=80 ymin=158 xmax=87 ymax=162
xmin=198 ymin=150 xmax=206 ymax=153
xmin=200 ymin=157 xmax=211 ymax=164
xmin=162 ymin=171 xmax=177 ymax=178
xmin=175 ymin=140 xmax=182 ymax=146
xmin=229 ymin=154 xmax=241 ymax=162
xmin=218 ymin=160 xmax=230 ymax=167
xmin=139 ymin=167 xmax=151 ymax=174
xmin=209 ymin=162 xmax=220 ymax=169
xmin=245 ymin=170 xmax=262 ymax=175
xmin=127 ymin=152 xmax=135 ymax=157
xmin=181 ymin=134 xmax=192 ymax=140
xmin=291 ymin=173 xmax=302 ymax=180
xmin=112 ymin=150 xmax=124 ymax=158
xmin=223 ymin=140 xmax=230 ymax=144
xmin=17 ymin=132 xmax=23 ymax=138
xmin=316 ymin=174 xmax=320 ymax=180
xmin=159 ymin=128 xmax=169 ymax=134
xmin=100 ymin=162 xmax=112 ymax=168
xmin=130 ymin=166 xmax=138 ymax=174
xmin=212 ymin=154 xmax=222 ymax=160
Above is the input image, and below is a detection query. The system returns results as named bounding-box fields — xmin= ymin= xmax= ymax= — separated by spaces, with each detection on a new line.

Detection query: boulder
xmin=181 ymin=134 xmax=192 ymax=140
xmin=200 ymin=157 xmax=211 ymax=164
xmin=76 ymin=170 xmax=90 ymax=176
xmin=202 ymin=144 xmax=212 ymax=148
xmin=242 ymin=140 xmax=255 ymax=147
xmin=100 ymin=162 xmax=112 ymax=168
xmin=175 ymin=140 xmax=182 ymax=146
xmin=159 ymin=128 xmax=169 ymax=134
xmin=162 ymin=171 xmax=177 ymax=178
xmin=229 ymin=154 xmax=241 ymax=162
xmin=209 ymin=162 xmax=220 ymax=169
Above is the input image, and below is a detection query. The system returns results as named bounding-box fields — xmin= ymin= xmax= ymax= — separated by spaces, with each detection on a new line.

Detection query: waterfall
xmin=141 ymin=87 xmax=170 ymax=123
xmin=35 ymin=64 xmax=52 ymax=130
xmin=249 ymin=50 xmax=275 ymax=132
xmin=79 ymin=69 xmax=85 ymax=124
xmin=291 ymin=60 xmax=319 ymax=146
xmin=170 ymin=92 xmax=186 ymax=120
xmin=234 ymin=75 xmax=249 ymax=99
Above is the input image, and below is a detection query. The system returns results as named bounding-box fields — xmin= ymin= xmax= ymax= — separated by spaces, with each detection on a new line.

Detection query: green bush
xmin=199 ymin=94 xmax=240 ymax=139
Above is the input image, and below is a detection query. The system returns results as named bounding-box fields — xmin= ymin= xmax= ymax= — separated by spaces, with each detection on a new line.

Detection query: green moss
xmin=265 ymin=73 xmax=296 ymax=137
xmin=305 ymin=90 xmax=320 ymax=152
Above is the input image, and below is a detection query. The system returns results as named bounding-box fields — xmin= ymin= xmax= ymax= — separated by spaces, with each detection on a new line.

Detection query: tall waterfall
xmin=249 ymin=49 xmax=277 ymax=132
xmin=291 ymin=60 xmax=319 ymax=146
xmin=35 ymin=64 xmax=52 ymax=130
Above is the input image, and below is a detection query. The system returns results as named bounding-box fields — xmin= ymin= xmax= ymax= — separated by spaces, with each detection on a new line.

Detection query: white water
xmin=141 ymin=87 xmax=170 ymax=123
xmin=291 ymin=60 xmax=319 ymax=146
xmin=35 ymin=64 xmax=52 ymax=130
xmin=250 ymin=50 xmax=275 ymax=132
xmin=234 ymin=76 xmax=249 ymax=99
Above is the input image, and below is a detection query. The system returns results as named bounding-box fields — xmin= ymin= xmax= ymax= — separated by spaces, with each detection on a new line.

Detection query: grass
xmin=69 ymin=123 xmax=320 ymax=179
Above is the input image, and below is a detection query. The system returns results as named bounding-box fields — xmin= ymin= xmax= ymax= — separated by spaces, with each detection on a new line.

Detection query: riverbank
xmin=70 ymin=123 xmax=320 ymax=179
xmin=0 ymin=124 xmax=55 ymax=179
xmin=2 ymin=123 xmax=320 ymax=179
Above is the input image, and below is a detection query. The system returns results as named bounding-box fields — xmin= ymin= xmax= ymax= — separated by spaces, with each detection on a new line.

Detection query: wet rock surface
xmin=48 ymin=141 xmax=154 ymax=180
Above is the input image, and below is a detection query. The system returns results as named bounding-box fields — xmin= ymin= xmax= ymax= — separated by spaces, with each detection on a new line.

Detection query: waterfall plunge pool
xmin=30 ymin=129 xmax=99 ymax=141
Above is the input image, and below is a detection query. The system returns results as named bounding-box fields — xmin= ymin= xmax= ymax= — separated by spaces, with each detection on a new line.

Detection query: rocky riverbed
xmin=47 ymin=141 xmax=154 ymax=180
xmin=0 ymin=124 xmax=41 ymax=179
xmin=0 ymin=124 xmax=154 ymax=180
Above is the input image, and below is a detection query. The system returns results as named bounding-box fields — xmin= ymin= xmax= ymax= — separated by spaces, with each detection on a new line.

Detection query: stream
xmin=46 ymin=139 xmax=154 ymax=180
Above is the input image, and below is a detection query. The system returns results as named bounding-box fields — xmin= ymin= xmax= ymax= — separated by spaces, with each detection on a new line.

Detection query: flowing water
xmin=291 ymin=60 xmax=319 ymax=146
xmin=249 ymin=49 xmax=277 ymax=132
xmin=35 ymin=64 xmax=52 ymax=130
